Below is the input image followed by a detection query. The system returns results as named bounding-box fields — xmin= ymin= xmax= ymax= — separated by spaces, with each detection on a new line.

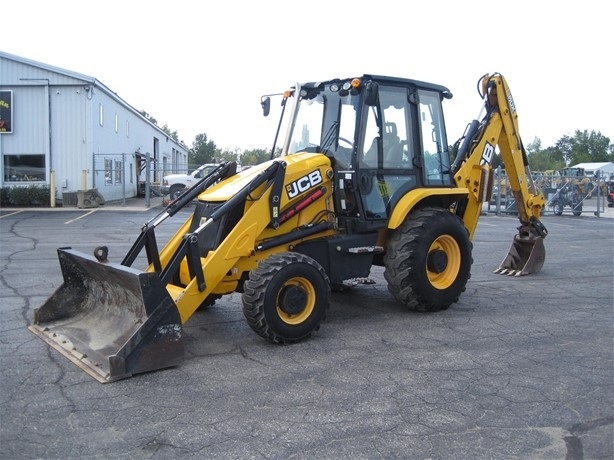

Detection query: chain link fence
xmin=89 ymin=155 xmax=220 ymax=206
xmin=486 ymin=168 xmax=613 ymax=217
xmin=87 ymin=154 xmax=612 ymax=215
xmin=89 ymin=152 xmax=166 ymax=206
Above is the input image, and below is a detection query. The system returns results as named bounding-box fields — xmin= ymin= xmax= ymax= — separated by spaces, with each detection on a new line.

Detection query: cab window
xmin=418 ymin=90 xmax=451 ymax=185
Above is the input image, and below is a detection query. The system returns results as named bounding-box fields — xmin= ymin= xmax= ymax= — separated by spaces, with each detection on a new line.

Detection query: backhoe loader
xmin=29 ymin=73 xmax=547 ymax=382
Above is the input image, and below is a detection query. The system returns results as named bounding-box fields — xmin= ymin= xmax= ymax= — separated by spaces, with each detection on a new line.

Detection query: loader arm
xmin=163 ymin=167 xmax=284 ymax=323
xmin=148 ymin=157 xmax=336 ymax=324
xmin=451 ymin=73 xmax=547 ymax=275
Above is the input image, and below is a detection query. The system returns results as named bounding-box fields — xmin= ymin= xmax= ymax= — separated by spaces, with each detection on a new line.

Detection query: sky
xmin=2 ymin=0 xmax=611 ymax=152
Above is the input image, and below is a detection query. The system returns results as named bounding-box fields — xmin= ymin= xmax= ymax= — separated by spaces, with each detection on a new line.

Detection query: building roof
xmin=570 ymin=162 xmax=614 ymax=170
xmin=0 ymin=50 xmax=185 ymax=148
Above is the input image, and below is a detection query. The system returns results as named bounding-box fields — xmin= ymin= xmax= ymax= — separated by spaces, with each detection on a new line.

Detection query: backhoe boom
xmin=452 ymin=73 xmax=547 ymax=275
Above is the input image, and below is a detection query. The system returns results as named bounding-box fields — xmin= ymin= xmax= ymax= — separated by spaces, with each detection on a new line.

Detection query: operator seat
xmin=361 ymin=137 xmax=380 ymax=167
xmin=383 ymin=122 xmax=404 ymax=167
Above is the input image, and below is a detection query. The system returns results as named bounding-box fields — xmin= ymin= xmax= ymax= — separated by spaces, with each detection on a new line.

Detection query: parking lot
xmin=1 ymin=203 xmax=613 ymax=459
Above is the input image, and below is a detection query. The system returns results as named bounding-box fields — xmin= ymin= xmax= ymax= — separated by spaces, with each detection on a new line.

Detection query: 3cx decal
xmin=506 ymin=89 xmax=516 ymax=113
xmin=286 ymin=170 xmax=323 ymax=199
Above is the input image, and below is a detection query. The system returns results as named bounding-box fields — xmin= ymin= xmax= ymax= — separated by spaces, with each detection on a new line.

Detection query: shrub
xmin=0 ymin=187 xmax=10 ymax=207
xmin=2 ymin=185 xmax=51 ymax=207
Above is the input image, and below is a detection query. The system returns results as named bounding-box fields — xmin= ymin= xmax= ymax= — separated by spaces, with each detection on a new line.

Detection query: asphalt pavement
xmin=1 ymin=202 xmax=613 ymax=459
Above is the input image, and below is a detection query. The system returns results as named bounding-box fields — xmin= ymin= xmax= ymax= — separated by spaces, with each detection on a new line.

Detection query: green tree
xmin=140 ymin=110 xmax=158 ymax=126
xmin=190 ymin=133 xmax=218 ymax=167
xmin=553 ymin=135 xmax=574 ymax=166
xmin=140 ymin=111 xmax=185 ymax=144
xmin=240 ymin=148 xmax=274 ymax=165
xmin=553 ymin=130 xmax=612 ymax=166
xmin=526 ymin=137 xmax=565 ymax=171
xmin=160 ymin=124 xmax=179 ymax=142
xmin=570 ymin=130 xmax=611 ymax=164
xmin=218 ymin=148 xmax=241 ymax=164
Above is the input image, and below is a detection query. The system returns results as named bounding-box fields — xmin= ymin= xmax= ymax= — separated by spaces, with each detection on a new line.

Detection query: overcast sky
xmin=3 ymin=0 xmax=611 ymax=152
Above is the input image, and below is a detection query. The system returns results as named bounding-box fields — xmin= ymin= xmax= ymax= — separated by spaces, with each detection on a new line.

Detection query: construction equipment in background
xmin=488 ymin=167 xmax=521 ymax=215
xmin=547 ymin=167 xmax=594 ymax=216
xmin=607 ymin=174 xmax=614 ymax=207
xmin=30 ymin=73 xmax=547 ymax=382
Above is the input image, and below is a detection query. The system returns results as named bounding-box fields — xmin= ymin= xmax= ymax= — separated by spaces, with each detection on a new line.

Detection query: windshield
xmin=286 ymin=82 xmax=359 ymax=170
xmin=287 ymin=96 xmax=325 ymax=152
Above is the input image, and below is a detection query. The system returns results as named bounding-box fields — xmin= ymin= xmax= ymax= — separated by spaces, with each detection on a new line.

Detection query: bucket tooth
xmin=29 ymin=248 xmax=184 ymax=383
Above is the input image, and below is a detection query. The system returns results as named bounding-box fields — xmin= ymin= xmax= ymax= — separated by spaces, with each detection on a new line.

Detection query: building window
xmin=115 ymin=114 xmax=119 ymax=133
xmin=99 ymin=104 xmax=104 ymax=126
xmin=126 ymin=120 xmax=130 ymax=138
xmin=3 ymin=154 xmax=46 ymax=182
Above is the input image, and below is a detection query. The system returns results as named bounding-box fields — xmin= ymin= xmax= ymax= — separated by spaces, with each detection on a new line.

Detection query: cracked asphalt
xmin=1 ymin=204 xmax=613 ymax=459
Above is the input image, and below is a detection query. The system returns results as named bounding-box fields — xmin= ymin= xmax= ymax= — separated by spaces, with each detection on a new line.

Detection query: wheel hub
xmin=278 ymin=285 xmax=307 ymax=315
xmin=427 ymin=249 xmax=448 ymax=274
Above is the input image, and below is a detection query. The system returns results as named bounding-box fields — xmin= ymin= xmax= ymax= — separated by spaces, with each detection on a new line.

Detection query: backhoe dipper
xmin=30 ymin=73 xmax=547 ymax=382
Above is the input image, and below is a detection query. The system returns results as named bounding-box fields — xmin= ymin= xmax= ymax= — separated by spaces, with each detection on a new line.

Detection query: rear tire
xmin=384 ymin=207 xmax=472 ymax=312
xmin=242 ymin=252 xmax=330 ymax=343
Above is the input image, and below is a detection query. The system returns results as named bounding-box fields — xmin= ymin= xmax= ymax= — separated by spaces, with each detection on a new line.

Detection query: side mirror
xmin=261 ymin=96 xmax=271 ymax=117
xmin=364 ymin=81 xmax=379 ymax=106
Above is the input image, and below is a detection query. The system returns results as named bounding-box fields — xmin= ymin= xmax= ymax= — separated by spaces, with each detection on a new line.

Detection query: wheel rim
xmin=276 ymin=277 xmax=316 ymax=325
xmin=426 ymin=234 xmax=461 ymax=289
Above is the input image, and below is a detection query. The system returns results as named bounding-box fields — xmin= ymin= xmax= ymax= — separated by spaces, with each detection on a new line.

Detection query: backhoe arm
xmin=452 ymin=73 xmax=547 ymax=275
xmin=482 ymin=74 xmax=546 ymax=230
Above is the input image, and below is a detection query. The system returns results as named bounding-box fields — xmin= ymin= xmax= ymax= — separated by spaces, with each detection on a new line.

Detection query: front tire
xmin=169 ymin=184 xmax=185 ymax=201
xmin=384 ymin=207 xmax=472 ymax=312
xmin=242 ymin=252 xmax=330 ymax=343
xmin=571 ymin=194 xmax=583 ymax=216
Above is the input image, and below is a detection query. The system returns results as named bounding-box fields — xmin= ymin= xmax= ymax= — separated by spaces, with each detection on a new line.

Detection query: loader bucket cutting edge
xmin=29 ymin=247 xmax=184 ymax=383
xmin=494 ymin=235 xmax=545 ymax=277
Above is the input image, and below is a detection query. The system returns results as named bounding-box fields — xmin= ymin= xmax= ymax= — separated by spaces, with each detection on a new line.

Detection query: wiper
xmin=320 ymin=121 xmax=340 ymax=152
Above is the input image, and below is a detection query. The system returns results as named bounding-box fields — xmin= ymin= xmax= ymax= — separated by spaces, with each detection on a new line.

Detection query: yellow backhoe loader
xmin=30 ymin=73 xmax=547 ymax=382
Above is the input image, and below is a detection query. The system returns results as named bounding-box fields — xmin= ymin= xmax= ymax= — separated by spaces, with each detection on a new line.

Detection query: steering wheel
xmin=338 ymin=137 xmax=354 ymax=148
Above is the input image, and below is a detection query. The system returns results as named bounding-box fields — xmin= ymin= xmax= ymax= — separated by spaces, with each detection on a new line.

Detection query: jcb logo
xmin=480 ymin=142 xmax=495 ymax=166
xmin=286 ymin=170 xmax=323 ymax=199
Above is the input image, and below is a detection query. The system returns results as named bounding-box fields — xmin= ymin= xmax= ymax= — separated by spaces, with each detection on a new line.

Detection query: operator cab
xmin=264 ymin=75 xmax=454 ymax=231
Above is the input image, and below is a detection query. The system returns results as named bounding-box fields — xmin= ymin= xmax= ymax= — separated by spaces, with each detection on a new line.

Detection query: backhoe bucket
xmin=494 ymin=235 xmax=545 ymax=276
xmin=29 ymin=248 xmax=183 ymax=383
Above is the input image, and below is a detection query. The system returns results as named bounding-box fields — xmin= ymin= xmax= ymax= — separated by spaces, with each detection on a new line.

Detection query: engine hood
xmin=197 ymin=153 xmax=332 ymax=203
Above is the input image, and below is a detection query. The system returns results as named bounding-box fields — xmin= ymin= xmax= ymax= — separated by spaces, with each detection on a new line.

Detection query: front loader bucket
xmin=494 ymin=235 xmax=545 ymax=277
xmin=29 ymin=248 xmax=183 ymax=383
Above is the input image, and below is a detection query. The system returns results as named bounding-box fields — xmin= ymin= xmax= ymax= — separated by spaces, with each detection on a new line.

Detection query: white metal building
xmin=0 ymin=50 xmax=188 ymax=204
xmin=570 ymin=162 xmax=614 ymax=178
